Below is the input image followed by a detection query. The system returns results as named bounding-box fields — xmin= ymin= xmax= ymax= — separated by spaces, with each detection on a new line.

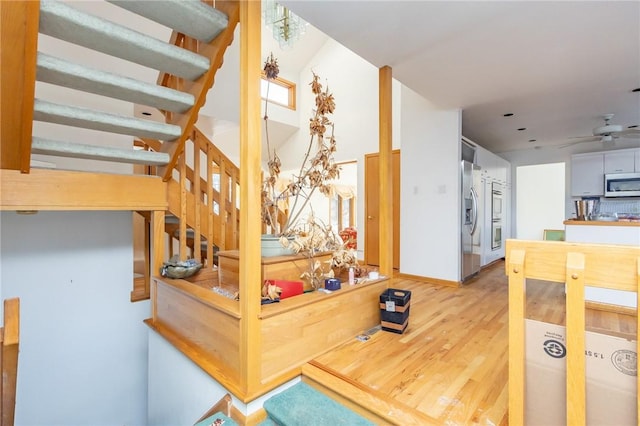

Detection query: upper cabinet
xmin=604 ymin=151 xmax=635 ymax=174
xmin=474 ymin=143 xmax=509 ymax=184
xmin=571 ymin=152 xmax=604 ymax=196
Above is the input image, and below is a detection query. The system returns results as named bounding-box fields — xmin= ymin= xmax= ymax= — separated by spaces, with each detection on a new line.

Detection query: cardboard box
xmin=525 ymin=319 xmax=637 ymax=425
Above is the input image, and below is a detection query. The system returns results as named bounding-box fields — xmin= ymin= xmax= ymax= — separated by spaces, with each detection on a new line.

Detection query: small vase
xmin=261 ymin=234 xmax=295 ymax=257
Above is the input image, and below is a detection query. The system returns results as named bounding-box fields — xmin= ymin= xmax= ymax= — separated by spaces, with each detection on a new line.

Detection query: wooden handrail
xmin=1 ymin=298 xmax=20 ymax=426
xmin=506 ymin=240 xmax=640 ymax=425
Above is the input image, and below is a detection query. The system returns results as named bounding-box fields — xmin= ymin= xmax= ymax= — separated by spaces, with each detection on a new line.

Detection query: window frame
xmin=261 ymin=73 xmax=296 ymax=110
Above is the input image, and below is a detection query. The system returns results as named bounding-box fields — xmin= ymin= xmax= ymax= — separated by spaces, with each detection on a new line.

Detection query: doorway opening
xmin=515 ymin=163 xmax=565 ymax=240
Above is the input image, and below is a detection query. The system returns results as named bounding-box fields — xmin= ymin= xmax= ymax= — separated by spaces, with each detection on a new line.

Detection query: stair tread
xmin=108 ymin=0 xmax=228 ymax=43
xmin=32 ymin=137 xmax=170 ymax=166
xmin=263 ymin=382 xmax=375 ymax=426
xmin=36 ymin=52 xmax=194 ymax=113
xmin=33 ymin=99 xmax=182 ymax=141
xmin=39 ymin=0 xmax=210 ymax=80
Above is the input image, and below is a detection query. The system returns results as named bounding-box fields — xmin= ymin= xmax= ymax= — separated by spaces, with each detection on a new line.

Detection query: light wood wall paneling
xmin=179 ymin=155 xmax=188 ymax=261
xmin=260 ymin=279 xmax=389 ymax=383
xmin=149 ymin=278 xmax=242 ymax=396
xmin=238 ymin=0 xmax=262 ymax=396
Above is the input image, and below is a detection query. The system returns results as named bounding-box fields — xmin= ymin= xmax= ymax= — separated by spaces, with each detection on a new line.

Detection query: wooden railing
xmin=132 ymin=126 xmax=241 ymax=300
xmin=1 ymin=298 xmax=20 ymax=426
xmin=166 ymin=127 xmax=240 ymax=263
xmin=506 ymin=240 xmax=640 ymax=425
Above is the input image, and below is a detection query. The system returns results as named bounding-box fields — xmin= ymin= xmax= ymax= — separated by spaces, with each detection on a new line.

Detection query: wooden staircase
xmin=2 ymin=0 xmax=242 ymax=299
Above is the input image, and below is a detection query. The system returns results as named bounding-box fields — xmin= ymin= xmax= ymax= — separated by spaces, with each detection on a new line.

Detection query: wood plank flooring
xmin=312 ymin=260 xmax=636 ymax=425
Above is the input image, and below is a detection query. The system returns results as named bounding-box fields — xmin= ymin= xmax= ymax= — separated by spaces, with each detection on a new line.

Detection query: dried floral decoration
xmin=261 ymin=55 xmax=340 ymax=238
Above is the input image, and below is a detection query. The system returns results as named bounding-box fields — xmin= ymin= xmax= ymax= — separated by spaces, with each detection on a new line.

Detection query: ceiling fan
xmin=559 ymin=114 xmax=640 ymax=148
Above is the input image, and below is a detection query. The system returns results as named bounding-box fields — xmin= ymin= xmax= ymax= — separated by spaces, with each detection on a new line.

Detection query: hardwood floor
xmin=311 ymin=260 xmax=636 ymax=425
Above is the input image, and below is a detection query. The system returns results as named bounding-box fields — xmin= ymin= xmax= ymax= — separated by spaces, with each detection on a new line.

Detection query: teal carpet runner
xmin=260 ymin=382 xmax=375 ymax=426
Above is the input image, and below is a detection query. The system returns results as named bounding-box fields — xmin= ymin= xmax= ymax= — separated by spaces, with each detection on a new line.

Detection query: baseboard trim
xmin=585 ymin=301 xmax=637 ymax=317
xmin=394 ymin=272 xmax=460 ymax=288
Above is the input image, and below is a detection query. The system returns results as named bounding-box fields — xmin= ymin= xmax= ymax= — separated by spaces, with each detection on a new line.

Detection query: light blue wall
xmin=0 ymin=211 xmax=149 ymax=426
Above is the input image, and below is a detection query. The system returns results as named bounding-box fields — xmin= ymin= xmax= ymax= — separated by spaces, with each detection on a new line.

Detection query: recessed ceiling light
xmin=629 ymin=125 xmax=639 ymax=129
xmin=632 ymin=88 xmax=640 ymax=93
xmin=528 ymin=139 xmax=536 ymax=142
xmin=517 ymin=127 xmax=526 ymax=131
xmin=142 ymin=111 xmax=152 ymax=116
xmin=503 ymin=113 xmax=514 ymax=117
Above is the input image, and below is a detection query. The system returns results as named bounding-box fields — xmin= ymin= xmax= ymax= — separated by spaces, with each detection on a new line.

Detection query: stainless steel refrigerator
xmin=461 ymin=160 xmax=482 ymax=281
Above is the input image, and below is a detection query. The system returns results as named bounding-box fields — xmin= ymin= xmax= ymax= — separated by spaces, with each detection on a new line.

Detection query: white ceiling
xmin=281 ymin=0 xmax=640 ymax=154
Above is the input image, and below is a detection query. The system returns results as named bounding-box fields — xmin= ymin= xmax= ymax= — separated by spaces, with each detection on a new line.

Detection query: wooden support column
xmin=238 ymin=0 xmax=262 ymax=395
xmin=378 ymin=66 xmax=393 ymax=277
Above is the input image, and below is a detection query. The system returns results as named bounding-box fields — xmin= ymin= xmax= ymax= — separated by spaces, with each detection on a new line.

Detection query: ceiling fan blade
xmin=620 ymin=129 xmax=640 ymax=138
xmin=568 ymin=135 xmax=597 ymax=139
xmin=558 ymin=137 xmax=600 ymax=148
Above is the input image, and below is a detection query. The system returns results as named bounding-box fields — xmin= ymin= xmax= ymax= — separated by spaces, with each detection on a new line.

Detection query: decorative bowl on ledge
xmin=160 ymin=257 xmax=202 ymax=279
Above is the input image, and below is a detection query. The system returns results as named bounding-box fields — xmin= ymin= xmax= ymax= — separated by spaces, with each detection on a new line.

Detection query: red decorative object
xmin=339 ymin=227 xmax=357 ymax=250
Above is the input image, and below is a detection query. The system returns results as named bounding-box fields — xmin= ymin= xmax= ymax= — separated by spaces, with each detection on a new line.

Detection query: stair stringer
xmin=157 ymin=0 xmax=241 ymax=181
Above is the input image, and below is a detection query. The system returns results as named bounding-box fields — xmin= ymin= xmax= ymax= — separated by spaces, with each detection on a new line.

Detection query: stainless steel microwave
xmin=604 ymin=172 xmax=640 ymax=197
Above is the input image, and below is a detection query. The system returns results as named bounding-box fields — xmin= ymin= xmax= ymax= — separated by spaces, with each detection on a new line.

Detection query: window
xmin=331 ymin=195 xmax=355 ymax=232
xmin=261 ymin=74 xmax=296 ymax=110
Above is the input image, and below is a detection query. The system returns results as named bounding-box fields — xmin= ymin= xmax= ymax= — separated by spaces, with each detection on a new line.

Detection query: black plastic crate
xmin=379 ymin=288 xmax=411 ymax=334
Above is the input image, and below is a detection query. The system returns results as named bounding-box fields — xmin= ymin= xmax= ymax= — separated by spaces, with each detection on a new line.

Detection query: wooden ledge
xmin=259 ymin=277 xmax=390 ymax=319
xmin=303 ymin=361 xmax=439 ymax=425
xmin=564 ymin=219 xmax=640 ymax=227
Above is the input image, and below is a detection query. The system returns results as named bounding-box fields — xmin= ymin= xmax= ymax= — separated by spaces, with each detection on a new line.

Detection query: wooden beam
xmin=0 ymin=1 xmax=39 ymax=172
xmin=238 ymin=0 xmax=262 ymax=396
xmin=378 ymin=66 xmax=393 ymax=276
xmin=0 ymin=169 xmax=167 ymax=211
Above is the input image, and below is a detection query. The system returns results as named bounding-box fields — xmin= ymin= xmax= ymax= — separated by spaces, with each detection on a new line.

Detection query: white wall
xmin=148 ymin=331 xmax=300 ymax=425
xmin=400 ymin=86 xmax=461 ymax=281
xmin=515 ymin=163 xmax=566 ymax=240
xmin=0 ymin=211 xmax=149 ymax=426
xmin=275 ymin=38 xmax=392 ymax=259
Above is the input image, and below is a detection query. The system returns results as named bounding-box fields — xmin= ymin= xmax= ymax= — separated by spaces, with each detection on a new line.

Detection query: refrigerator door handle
xmin=470 ymin=186 xmax=479 ymax=235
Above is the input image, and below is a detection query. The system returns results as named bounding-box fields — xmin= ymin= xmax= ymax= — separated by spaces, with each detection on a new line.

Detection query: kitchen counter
xmin=564 ymin=220 xmax=640 ymax=227
xmin=564 ymin=220 xmax=639 ymax=308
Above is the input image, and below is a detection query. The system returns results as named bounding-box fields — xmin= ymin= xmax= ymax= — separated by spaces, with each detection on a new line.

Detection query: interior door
xmin=364 ymin=150 xmax=400 ymax=268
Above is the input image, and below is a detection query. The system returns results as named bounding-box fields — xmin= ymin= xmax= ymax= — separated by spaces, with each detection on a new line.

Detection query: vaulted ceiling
xmin=282 ymin=1 xmax=640 ymax=154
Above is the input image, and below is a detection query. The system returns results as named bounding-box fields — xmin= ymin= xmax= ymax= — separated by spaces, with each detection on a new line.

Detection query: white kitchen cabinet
xmin=571 ymin=153 xmax=604 ymax=196
xmin=604 ymin=150 xmax=635 ymax=174
xmin=636 ymin=150 xmax=640 ymax=172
